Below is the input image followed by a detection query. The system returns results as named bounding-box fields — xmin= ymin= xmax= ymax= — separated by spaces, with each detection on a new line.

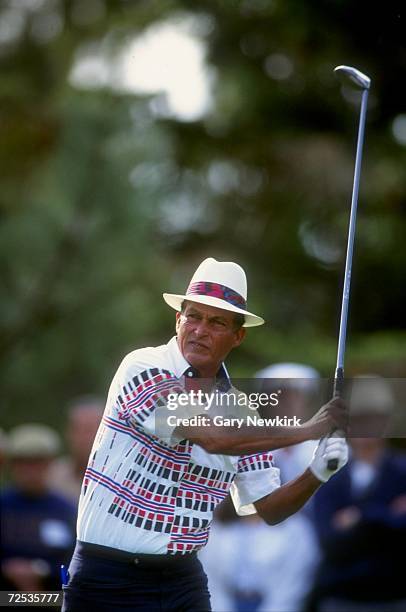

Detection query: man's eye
xmin=213 ymin=320 xmax=226 ymax=327
xmin=187 ymin=313 xmax=199 ymax=320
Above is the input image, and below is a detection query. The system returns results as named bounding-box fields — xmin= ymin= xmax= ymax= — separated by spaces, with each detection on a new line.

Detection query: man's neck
xmin=195 ymin=366 xmax=220 ymax=379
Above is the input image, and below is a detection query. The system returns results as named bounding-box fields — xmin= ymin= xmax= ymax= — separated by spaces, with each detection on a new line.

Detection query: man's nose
xmin=192 ymin=319 xmax=210 ymax=336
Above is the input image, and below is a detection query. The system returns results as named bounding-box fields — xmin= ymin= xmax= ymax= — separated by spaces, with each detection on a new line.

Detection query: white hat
xmin=8 ymin=424 xmax=61 ymax=458
xmin=163 ymin=257 xmax=264 ymax=327
xmin=255 ymin=362 xmax=320 ymax=392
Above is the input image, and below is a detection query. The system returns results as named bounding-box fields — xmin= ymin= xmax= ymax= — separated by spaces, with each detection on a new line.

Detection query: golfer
xmin=62 ymin=257 xmax=348 ymax=612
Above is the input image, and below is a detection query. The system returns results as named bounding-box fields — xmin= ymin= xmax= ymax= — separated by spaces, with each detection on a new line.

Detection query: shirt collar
xmin=167 ymin=336 xmax=231 ymax=391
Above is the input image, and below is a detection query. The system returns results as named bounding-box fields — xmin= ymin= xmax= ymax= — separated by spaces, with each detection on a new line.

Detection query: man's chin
xmin=184 ymin=352 xmax=210 ymax=371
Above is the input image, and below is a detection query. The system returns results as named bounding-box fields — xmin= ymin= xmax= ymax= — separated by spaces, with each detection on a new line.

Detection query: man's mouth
xmin=188 ymin=340 xmax=210 ymax=351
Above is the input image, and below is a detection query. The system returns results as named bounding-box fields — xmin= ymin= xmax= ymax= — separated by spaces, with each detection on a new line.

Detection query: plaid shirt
xmin=77 ymin=337 xmax=280 ymax=554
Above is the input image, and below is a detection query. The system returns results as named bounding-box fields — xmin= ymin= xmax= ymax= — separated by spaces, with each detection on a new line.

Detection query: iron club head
xmin=334 ymin=65 xmax=371 ymax=90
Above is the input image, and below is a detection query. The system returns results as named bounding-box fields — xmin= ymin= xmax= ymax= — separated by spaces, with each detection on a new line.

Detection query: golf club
xmin=328 ymin=65 xmax=371 ymax=470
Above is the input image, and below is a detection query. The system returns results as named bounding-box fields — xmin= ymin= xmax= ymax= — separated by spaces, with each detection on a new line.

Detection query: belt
xmin=76 ymin=541 xmax=197 ymax=567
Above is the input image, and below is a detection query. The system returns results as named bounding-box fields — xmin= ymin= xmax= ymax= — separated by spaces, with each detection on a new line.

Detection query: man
xmin=47 ymin=397 xmax=104 ymax=502
xmin=254 ymin=362 xmax=321 ymax=484
xmin=62 ymin=257 xmax=348 ymax=612
xmin=310 ymin=377 xmax=406 ymax=612
xmin=1 ymin=424 xmax=76 ymax=593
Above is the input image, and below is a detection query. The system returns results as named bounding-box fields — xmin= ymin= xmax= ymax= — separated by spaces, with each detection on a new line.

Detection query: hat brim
xmin=163 ymin=293 xmax=264 ymax=327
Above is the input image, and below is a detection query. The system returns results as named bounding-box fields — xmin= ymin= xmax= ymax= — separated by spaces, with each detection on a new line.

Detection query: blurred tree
xmin=0 ymin=0 xmax=405 ymax=428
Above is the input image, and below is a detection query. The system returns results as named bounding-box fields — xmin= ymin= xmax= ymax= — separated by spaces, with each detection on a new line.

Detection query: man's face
xmin=11 ymin=457 xmax=51 ymax=495
xmin=67 ymin=406 xmax=103 ymax=464
xmin=176 ymin=301 xmax=245 ymax=377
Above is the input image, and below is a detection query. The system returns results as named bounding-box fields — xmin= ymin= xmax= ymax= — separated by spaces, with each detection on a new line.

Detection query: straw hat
xmin=163 ymin=257 xmax=264 ymax=327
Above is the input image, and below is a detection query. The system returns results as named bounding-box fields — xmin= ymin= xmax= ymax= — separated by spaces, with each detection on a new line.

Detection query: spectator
xmin=255 ymin=363 xmax=320 ymax=484
xmin=47 ymin=396 xmax=104 ymax=502
xmin=1 ymin=424 xmax=77 ymax=592
xmin=200 ymin=363 xmax=322 ymax=611
xmin=200 ymin=511 xmax=319 ymax=612
xmin=310 ymin=377 xmax=406 ymax=612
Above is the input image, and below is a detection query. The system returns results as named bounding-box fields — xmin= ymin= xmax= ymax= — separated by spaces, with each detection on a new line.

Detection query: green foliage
xmin=0 ymin=0 xmax=405 ymax=429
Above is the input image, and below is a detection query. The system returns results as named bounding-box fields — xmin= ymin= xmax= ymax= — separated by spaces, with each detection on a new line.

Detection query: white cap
xmin=8 ymin=424 xmax=61 ymax=458
xmin=255 ymin=362 xmax=320 ymax=392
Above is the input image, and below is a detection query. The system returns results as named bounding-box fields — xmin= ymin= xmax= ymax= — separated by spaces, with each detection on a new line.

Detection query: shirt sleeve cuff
xmin=230 ymin=466 xmax=281 ymax=516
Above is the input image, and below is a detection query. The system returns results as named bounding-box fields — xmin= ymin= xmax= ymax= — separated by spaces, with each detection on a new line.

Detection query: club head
xmin=334 ymin=65 xmax=371 ymax=90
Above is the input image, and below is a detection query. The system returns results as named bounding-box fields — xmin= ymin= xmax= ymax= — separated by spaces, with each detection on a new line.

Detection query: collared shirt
xmin=77 ymin=337 xmax=280 ymax=555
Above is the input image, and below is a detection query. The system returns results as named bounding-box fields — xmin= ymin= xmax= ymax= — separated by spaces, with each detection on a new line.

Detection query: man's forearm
xmin=176 ymin=422 xmax=318 ymax=454
xmin=175 ymin=396 xmax=346 ymax=454
xmin=254 ymin=468 xmax=322 ymax=525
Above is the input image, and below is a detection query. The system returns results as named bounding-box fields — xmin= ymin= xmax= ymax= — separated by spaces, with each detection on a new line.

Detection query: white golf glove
xmin=309 ymin=436 xmax=349 ymax=482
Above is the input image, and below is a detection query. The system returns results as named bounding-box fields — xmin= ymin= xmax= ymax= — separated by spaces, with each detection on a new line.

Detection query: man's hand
xmin=309 ymin=436 xmax=349 ymax=482
xmin=1 ymin=558 xmax=46 ymax=591
xmin=390 ymin=495 xmax=406 ymax=516
xmin=332 ymin=506 xmax=361 ymax=530
xmin=305 ymin=397 xmax=348 ymax=439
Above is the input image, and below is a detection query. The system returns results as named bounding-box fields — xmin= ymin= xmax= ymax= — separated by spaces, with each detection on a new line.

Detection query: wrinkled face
xmin=176 ymin=301 xmax=245 ymax=378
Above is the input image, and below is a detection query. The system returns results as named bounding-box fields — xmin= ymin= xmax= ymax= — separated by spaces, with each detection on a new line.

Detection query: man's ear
xmin=175 ymin=311 xmax=181 ymax=333
xmin=233 ymin=326 xmax=246 ymax=348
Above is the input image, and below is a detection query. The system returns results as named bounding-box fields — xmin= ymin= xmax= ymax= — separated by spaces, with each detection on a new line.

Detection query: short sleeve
xmin=230 ymin=453 xmax=281 ymax=516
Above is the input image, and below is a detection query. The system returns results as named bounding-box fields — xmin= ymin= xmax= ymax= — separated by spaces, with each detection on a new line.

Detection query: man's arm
xmin=254 ymin=469 xmax=321 ymax=525
xmin=175 ymin=397 xmax=347 ymax=455
xmin=254 ymin=437 xmax=349 ymax=525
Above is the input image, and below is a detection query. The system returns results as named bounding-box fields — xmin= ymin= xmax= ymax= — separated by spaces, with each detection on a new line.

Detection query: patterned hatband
xmin=186 ymin=281 xmax=247 ymax=310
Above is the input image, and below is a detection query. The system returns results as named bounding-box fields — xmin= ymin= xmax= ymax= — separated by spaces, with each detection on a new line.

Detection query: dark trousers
xmin=62 ymin=544 xmax=211 ymax=612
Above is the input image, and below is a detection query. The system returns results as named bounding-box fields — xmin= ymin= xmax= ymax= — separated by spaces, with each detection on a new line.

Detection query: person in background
xmin=310 ymin=376 xmax=406 ymax=612
xmin=200 ymin=363 xmax=322 ymax=612
xmin=200 ymin=509 xmax=319 ymax=612
xmin=255 ymin=363 xmax=320 ymax=484
xmin=1 ymin=424 xmax=77 ymax=592
xmin=47 ymin=397 xmax=104 ymax=502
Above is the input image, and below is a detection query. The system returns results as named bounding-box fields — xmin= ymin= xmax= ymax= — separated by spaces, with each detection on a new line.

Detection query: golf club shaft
xmin=328 ymin=87 xmax=369 ymax=470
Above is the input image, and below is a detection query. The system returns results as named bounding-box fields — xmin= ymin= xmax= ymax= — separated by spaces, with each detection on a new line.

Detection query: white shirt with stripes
xmin=77 ymin=337 xmax=280 ymax=554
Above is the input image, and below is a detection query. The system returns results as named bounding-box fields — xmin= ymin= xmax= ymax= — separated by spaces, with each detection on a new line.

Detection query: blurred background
xmin=1 ymin=0 xmax=405 ymax=429
xmin=1 ymin=1 xmax=406 ymax=607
